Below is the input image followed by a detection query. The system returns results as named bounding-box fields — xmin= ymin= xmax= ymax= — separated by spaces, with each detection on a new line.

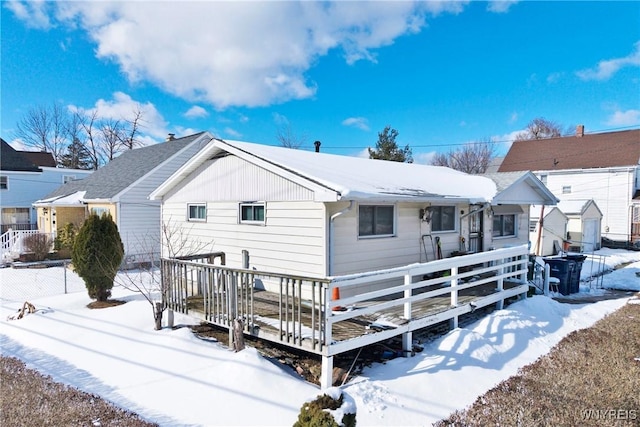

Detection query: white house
xmin=150 ymin=138 xmax=557 ymax=287
xmin=499 ymin=127 xmax=640 ymax=245
xmin=34 ymin=132 xmax=213 ymax=265
xmin=0 ymin=138 xmax=93 ymax=234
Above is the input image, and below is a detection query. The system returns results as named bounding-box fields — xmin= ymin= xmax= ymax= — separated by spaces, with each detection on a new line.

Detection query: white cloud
xmin=272 ymin=112 xmax=289 ymax=126
xmin=576 ymin=41 xmax=640 ymax=81
xmin=509 ymin=112 xmax=518 ymax=124
xmin=413 ymin=151 xmax=437 ymax=165
xmin=223 ymin=127 xmax=242 ymax=138
xmin=70 ymin=92 xmax=169 ymax=140
xmin=606 ymin=109 xmax=640 ymax=127
xmin=342 ymin=117 xmax=370 ymax=131
xmin=487 ymin=1 xmax=519 ymax=14
xmin=4 ymin=0 xmax=52 ymax=29
xmin=546 ymin=72 xmax=563 ymax=83
xmin=183 ymin=106 xmax=208 ymax=119
xmin=8 ymin=1 xmax=467 ymax=109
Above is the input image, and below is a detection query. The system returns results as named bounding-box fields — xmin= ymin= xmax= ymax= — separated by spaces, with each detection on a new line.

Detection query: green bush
xmin=54 ymin=222 xmax=77 ymax=251
xmin=23 ymin=233 xmax=52 ymax=261
xmin=72 ymin=213 xmax=124 ymax=301
xmin=294 ymin=389 xmax=356 ymax=427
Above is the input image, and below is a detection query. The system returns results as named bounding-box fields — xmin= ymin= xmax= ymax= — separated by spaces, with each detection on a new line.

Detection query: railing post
xmin=543 ymin=263 xmax=550 ymax=296
xmin=496 ymin=257 xmax=505 ymax=310
xmin=321 ymin=355 xmax=333 ymax=389
xmin=450 ymin=266 xmax=459 ymax=329
xmin=402 ymin=272 xmax=412 ymax=357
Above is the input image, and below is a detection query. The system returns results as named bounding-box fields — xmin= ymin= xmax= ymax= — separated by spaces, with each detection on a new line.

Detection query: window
xmin=562 ymin=186 xmax=571 ymax=194
xmin=240 ymin=203 xmax=265 ymax=224
xmin=90 ymin=207 xmax=110 ymax=217
xmin=188 ymin=204 xmax=206 ymax=221
xmin=359 ymin=205 xmax=395 ymax=237
xmin=63 ymin=175 xmax=76 ymax=184
xmin=431 ymin=206 xmax=456 ymax=232
xmin=493 ymin=214 xmax=516 ymax=238
xmin=0 ymin=176 xmax=7 ymax=190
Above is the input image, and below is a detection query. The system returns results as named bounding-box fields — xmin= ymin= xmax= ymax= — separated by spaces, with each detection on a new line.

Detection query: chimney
xmin=314 ymin=140 xmax=321 ymax=153
xmin=576 ymin=125 xmax=584 ymax=138
xmin=166 ymin=133 xmax=176 ymax=141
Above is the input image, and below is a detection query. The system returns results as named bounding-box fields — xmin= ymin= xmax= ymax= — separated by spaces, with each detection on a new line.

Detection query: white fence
xmin=1 ymin=230 xmax=55 ymax=263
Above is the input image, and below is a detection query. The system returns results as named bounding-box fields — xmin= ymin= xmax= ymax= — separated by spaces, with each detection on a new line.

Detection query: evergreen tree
xmin=59 ymin=138 xmax=92 ymax=169
xmin=72 ymin=213 xmax=124 ymax=301
xmin=368 ymin=126 xmax=413 ymax=163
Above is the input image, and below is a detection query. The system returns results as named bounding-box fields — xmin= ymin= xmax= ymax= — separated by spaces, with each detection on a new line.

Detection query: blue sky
xmin=2 ymin=1 xmax=639 ymax=163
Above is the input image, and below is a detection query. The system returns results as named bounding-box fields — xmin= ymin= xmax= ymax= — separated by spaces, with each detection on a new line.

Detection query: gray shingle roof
xmin=43 ymin=132 xmax=206 ymax=200
xmin=482 ymin=171 xmax=529 ymax=192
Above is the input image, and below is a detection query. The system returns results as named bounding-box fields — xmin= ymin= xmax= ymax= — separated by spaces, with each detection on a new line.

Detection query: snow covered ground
xmin=1 ymin=249 xmax=638 ymax=426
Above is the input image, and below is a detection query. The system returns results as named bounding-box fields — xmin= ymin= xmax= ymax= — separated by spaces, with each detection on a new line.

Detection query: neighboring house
xmin=150 ymin=139 xmax=557 ymax=290
xmin=529 ymin=206 xmax=568 ymax=256
xmin=34 ymin=132 xmax=213 ymax=265
xmin=0 ymin=138 xmax=92 ymax=234
xmin=498 ymin=126 xmax=640 ymax=244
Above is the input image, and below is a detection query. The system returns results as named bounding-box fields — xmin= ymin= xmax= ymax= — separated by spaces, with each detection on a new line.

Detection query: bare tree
xmin=76 ymin=110 xmax=102 ymax=170
xmin=14 ymin=103 xmax=71 ymax=164
xmin=113 ymin=220 xmax=214 ymax=330
xmin=117 ymin=108 xmax=144 ymax=150
xmin=431 ymin=139 xmax=496 ymax=174
xmin=515 ymin=117 xmax=563 ymax=141
xmin=276 ymin=122 xmax=306 ymax=149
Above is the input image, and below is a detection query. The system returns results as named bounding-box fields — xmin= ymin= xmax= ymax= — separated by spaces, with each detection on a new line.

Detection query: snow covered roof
xmin=34 ymin=191 xmax=87 ymax=207
xmin=152 ymin=138 xmax=498 ymax=203
xmin=557 ymin=199 xmax=602 ymax=216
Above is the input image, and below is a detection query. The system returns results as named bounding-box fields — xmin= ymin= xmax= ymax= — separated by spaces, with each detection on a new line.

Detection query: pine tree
xmin=59 ymin=138 xmax=93 ymax=169
xmin=72 ymin=213 xmax=124 ymax=301
xmin=368 ymin=126 xmax=413 ymax=163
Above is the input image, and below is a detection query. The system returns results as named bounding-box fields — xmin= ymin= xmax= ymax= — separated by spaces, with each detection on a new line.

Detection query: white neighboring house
xmin=150 ymin=138 xmax=557 ymax=293
xmin=33 ymin=132 xmax=213 ymax=265
xmin=499 ymin=126 xmax=640 ymax=245
xmin=0 ymin=138 xmax=92 ymax=234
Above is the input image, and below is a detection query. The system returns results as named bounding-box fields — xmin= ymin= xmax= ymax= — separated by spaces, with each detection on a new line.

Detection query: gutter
xmin=328 ymin=201 xmax=354 ymax=276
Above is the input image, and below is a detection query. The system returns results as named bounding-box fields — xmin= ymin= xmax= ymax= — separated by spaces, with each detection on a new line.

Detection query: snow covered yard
xmin=1 ymin=249 xmax=639 ymax=426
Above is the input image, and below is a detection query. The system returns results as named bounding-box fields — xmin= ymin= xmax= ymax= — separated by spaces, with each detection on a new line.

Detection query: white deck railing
xmin=162 ymin=244 xmax=530 ymax=388
xmin=1 ymin=229 xmax=54 ymax=262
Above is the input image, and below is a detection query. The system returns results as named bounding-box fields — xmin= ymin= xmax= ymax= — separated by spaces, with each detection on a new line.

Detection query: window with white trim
xmin=562 ymin=186 xmax=571 ymax=194
xmin=0 ymin=176 xmax=7 ymax=190
xmin=431 ymin=206 xmax=456 ymax=232
xmin=187 ymin=204 xmax=206 ymax=221
xmin=240 ymin=203 xmax=265 ymax=224
xmin=493 ymin=214 xmax=516 ymax=237
xmin=358 ymin=205 xmax=395 ymax=237
xmin=91 ymin=207 xmax=110 ymax=217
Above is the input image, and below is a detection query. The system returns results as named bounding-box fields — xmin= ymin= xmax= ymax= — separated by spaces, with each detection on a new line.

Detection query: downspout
xmin=328 ymin=201 xmax=354 ymax=276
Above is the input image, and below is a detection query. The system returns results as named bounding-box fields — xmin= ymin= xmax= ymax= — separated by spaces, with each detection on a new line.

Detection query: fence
xmin=0 ymin=261 xmax=85 ymax=302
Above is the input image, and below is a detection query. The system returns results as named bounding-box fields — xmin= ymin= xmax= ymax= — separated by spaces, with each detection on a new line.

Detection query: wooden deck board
xmin=185 ymin=281 xmax=521 ymax=346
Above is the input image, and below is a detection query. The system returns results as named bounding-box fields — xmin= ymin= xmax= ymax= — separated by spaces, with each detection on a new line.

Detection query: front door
xmin=468 ymin=205 xmax=484 ymax=253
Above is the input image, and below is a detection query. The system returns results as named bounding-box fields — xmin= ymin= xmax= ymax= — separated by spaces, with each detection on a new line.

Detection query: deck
xmin=162 ymin=244 xmax=530 ymax=388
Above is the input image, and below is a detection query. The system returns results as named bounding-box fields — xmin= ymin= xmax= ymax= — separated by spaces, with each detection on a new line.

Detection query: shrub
xmin=72 ymin=213 xmax=124 ymax=301
xmin=294 ymin=388 xmax=356 ymax=427
xmin=54 ymin=222 xmax=77 ymax=252
xmin=23 ymin=233 xmax=51 ymax=261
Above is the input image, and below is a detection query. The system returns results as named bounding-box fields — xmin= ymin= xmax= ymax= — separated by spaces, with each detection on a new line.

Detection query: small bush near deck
xmin=294 ymin=389 xmax=356 ymax=427
xmin=23 ymin=233 xmax=51 ymax=261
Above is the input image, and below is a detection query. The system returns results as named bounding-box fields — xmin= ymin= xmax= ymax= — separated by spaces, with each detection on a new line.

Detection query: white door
xmin=583 ymin=220 xmax=598 ymax=252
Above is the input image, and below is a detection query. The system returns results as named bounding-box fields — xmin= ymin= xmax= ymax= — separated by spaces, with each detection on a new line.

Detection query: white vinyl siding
xmin=161 ymin=200 xmax=326 ymax=277
xmin=540 ymin=167 xmax=635 ymax=239
xmin=163 ymin=155 xmax=315 ymax=202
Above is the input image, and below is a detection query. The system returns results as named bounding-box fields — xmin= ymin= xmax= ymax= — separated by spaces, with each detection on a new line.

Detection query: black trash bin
xmin=543 ymin=258 xmax=575 ymax=295
xmin=564 ymin=254 xmax=587 ymax=294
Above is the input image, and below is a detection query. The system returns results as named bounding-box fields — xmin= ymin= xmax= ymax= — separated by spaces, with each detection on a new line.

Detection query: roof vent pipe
xmin=166 ymin=133 xmax=176 ymax=141
xmin=576 ymin=125 xmax=584 ymax=138
xmin=314 ymin=140 xmax=321 ymax=152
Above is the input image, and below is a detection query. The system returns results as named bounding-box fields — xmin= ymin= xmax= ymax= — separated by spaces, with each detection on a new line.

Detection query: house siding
xmin=540 ymin=167 xmax=634 ymax=240
xmin=161 ymin=200 xmax=326 ymax=277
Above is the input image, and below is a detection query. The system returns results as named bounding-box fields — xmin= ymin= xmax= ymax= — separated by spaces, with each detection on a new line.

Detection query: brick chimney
xmin=314 ymin=140 xmax=321 ymax=152
xmin=576 ymin=125 xmax=584 ymax=137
